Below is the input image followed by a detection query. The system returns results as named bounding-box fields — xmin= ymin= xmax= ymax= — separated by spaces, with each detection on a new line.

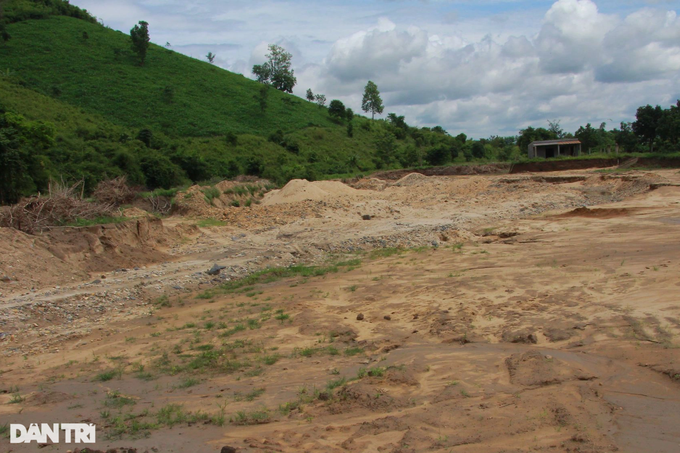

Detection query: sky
xmin=69 ymin=0 xmax=680 ymax=138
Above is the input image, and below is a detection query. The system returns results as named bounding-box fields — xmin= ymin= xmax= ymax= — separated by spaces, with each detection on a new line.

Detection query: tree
xmin=657 ymin=101 xmax=680 ymax=146
xmin=471 ymin=141 xmax=486 ymax=159
xmin=547 ymin=119 xmax=565 ymax=138
xmin=633 ymin=105 xmax=663 ymax=152
xmin=517 ymin=126 xmax=556 ymax=152
xmin=0 ymin=112 xmax=55 ymax=204
xmin=328 ymin=100 xmax=346 ymax=120
xmin=252 ymin=44 xmax=297 ymax=93
xmin=130 ymin=21 xmax=150 ymax=66
xmin=362 ymin=81 xmax=384 ymax=120
xmin=374 ymin=128 xmax=396 ymax=166
xmin=612 ymin=122 xmax=639 ymax=152
xmin=306 ymin=89 xmax=314 ymax=102
xmin=314 ymin=94 xmax=326 ymax=107
xmin=206 ymin=52 xmax=216 ymax=64
xmin=346 ymin=108 xmax=354 ymax=122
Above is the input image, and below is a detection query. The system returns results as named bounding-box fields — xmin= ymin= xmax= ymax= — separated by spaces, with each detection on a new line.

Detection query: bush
xmin=328 ymin=100 xmax=346 ymax=120
xmin=140 ymin=153 xmax=187 ymax=189
xmin=425 ymin=144 xmax=451 ymax=166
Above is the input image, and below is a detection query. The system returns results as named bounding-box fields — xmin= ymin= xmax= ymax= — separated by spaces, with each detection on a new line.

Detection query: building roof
xmin=529 ymin=139 xmax=581 ymax=147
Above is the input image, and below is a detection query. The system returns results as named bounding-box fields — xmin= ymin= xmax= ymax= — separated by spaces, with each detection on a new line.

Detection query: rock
xmin=0 ymin=276 xmax=11 ymax=283
xmin=220 ymin=447 xmax=237 ymax=453
xmin=501 ymin=329 xmax=537 ymax=344
xmin=362 ymin=214 xmax=372 ymax=221
xmin=543 ymin=327 xmax=575 ymax=342
xmin=207 ymin=264 xmax=227 ymax=276
xmin=356 ymin=313 xmax=365 ymax=321
xmin=384 ymin=315 xmax=392 ymax=321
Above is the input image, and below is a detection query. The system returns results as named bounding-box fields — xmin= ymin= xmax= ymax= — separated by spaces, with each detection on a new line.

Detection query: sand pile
xmin=262 ymin=179 xmax=358 ymax=205
xmin=393 ymin=173 xmax=430 ymax=187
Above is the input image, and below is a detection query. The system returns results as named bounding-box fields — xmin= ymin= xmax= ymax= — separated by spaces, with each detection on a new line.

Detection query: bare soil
xmin=1 ymin=168 xmax=680 ymax=453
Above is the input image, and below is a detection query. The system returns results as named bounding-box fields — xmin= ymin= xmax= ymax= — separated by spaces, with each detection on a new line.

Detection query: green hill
xmin=0 ymin=0 xmax=493 ymax=204
xmin=3 ymin=15 xmax=340 ymax=137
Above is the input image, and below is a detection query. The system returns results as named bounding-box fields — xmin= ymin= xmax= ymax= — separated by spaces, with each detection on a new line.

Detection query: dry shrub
xmin=148 ymin=195 xmax=172 ymax=215
xmin=0 ymin=180 xmax=114 ymax=234
xmin=92 ymin=176 xmax=136 ymax=207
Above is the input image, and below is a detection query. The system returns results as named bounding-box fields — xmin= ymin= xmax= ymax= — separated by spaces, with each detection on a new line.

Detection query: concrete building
xmin=528 ymin=139 xmax=582 ymax=159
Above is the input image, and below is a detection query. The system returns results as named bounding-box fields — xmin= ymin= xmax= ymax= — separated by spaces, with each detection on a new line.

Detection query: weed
xmin=178 ymin=377 xmax=200 ymax=389
xmin=221 ymin=324 xmax=246 ymax=337
xmin=278 ymin=401 xmax=300 ymax=415
xmin=243 ymin=367 xmax=264 ymax=378
xmin=231 ymin=409 xmax=271 ymax=425
xmin=245 ymin=388 xmax=266 ymax=401
xmin=202 ymin=187 xmax=221 ymax=205
xmin=326 ymin=376 xmax=346 ymax=391
xmin=367 ymin=367 xmax=386 ymax=377
xmin=95 ymin=369 xmax=121 ymax=382
xmin=154 ymin=295 xmax=171 ymax=307
xmin=263 ymin=354 xmax=280 ymax=365
xmin=104 ymin=391 xmax=136 ymax=408
xmin=275 ymin=312 xmax=290 ymax=323
xmin=196 ymin=290 xmax=215 ymax=300
xmin=9 ymin=393 xmax=24 ymax=404
xmin=344 ymin=347 xmax=364 ymax=356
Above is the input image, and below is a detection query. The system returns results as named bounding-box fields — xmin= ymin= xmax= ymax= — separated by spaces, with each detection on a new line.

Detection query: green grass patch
xmin=370 ymin=247 xmax=405 ymax=259
xmin=66 ymin=216 xmax=128 ymax=227
xmin=196 ymin=218 xmax=227 ymax=227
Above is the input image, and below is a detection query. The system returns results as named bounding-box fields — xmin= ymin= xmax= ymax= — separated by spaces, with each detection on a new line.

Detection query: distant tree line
xmin=518 ymin=102 xmax=680 ymax=155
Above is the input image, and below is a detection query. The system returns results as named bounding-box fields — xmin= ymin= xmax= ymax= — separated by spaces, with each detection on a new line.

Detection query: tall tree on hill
xmin=328 ymin=100 xmax=346 ymax=120
xmin=362 ymin=81 xmax=384 ymax=120
xmin=314 ymin=94 xmax=326 ymax=107
xmin=130 ymin=21 xmax=150 ymax=66
xmin=306 ymin=89 xmax=314 ymax=102
xmin=206 ymin=52 xmax=216 ymax=64
xmin=252 ymin=44 xmax=297 ymax=93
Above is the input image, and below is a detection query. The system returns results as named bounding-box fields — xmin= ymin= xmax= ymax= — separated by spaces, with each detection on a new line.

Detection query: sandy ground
xmin=1 ymin=168 xmax=680 ymax=452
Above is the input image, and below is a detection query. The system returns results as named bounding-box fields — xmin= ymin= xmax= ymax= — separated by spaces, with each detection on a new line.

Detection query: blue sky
xmin=70 ymin=0 xmax=680 ymax=138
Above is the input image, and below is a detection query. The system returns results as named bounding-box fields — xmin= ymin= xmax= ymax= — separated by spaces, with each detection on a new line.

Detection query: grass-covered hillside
xmin=0 ymin=0 xmax=514 ymax=204
xmin=3 ymin=15 xmax=339 ymax=137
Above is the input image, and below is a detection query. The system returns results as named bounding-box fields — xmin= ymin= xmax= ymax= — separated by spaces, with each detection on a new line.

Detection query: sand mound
xmin=393 ymin=173 xmax=429 ymax=187
xmin=262 ymin=179 xmax=358 ymax=205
